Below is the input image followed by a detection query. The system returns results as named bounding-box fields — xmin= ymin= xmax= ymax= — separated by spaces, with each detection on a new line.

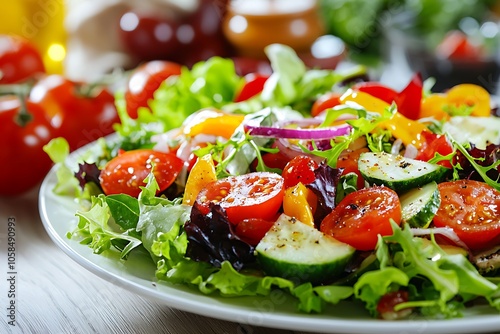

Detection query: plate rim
xmin=38 ymin=139 xmax=500 ymax=334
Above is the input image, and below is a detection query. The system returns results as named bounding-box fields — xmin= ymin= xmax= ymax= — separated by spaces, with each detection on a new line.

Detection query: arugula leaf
xmin=451 ymin=139 xmax=500 ymax=191
xmin=105 ymin=194 xmax=139 ymax=230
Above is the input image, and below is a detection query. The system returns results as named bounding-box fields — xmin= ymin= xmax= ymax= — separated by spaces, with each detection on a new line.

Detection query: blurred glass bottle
xmin=0 ymin=0 xmax=66 ymax=74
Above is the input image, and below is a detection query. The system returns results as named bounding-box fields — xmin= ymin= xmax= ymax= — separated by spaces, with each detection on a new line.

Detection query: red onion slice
xmin=244 ymin=123 xmax=352 ymax=140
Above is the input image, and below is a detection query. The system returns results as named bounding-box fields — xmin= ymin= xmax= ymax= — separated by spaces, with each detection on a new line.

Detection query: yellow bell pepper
xmin=340 ymin=89 xmax=426 ymax=148
xmin=182 ymin=154 xmax=217 ymax=205
xmin=183 ymin=108 xmax=245 ymax=139
xmin=283 ymin=183 xmax=316 ymax=228
xmin=446 ymin=84 xmax=491 ymax=117
xmin=420 ymin=93 xmax=450 ymax=120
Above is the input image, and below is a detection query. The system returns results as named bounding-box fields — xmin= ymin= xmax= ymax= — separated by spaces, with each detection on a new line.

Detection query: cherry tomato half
xmin=320 ymin=186 xmax=402 ymax=251
xmin=434 ymin=180 xmax=500 ymax=251
xmin=196 ymin=172 xmax=284 ymax=225
xmin=124 ymin=60 xmax=182 ymax=119
xmin=100 ymin=149 xmax=184 ymax=197
xmin=235 ymin=217 xmax=276 ymax=246
xmin=0 ymin=96 xmax=55 ymax=195
xmin=282 ymin=155 xmax=318 ymax=189
xmin=0 ymin=34 xmax=45 ymax=84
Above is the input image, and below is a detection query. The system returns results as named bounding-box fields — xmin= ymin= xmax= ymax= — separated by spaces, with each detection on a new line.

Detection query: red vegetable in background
xmin=0 ymin=34 xmax=45 ymax=83
xmin=0 ymin=96 xmax=56 ymax=195
xmin=124 ymin=60 xmax=182 ymax=118
xmin=28 ymin=74 xmax=120 ymax=152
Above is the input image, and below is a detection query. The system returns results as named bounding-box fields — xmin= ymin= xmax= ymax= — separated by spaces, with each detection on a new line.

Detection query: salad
xmin=44 ymin=44 xmax=500 ymax=321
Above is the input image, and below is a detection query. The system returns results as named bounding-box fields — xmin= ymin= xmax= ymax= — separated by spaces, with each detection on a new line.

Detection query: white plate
xmin=39 ymin=140 xmax=500 ymax=334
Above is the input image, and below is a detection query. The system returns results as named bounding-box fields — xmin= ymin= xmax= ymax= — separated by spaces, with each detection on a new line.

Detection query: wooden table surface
xmin=2 ymin=184 xmax=500 ymax=334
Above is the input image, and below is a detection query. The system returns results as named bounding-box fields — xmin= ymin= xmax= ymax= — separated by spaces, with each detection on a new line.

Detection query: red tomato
xmin=235 ymin=217 xmax=276 ymax=246
xmin=99 ymin=149 xmax=184 ymax=197
xmin=434 ymin=180 xmax=500 ymax=251
xmin=0 ymin=96 xmax=56 ymax=195
xmin=124 ymin=60 xmax=182 ymax=118
xmin=351 ymin=82 xmax=398 ymax=105
xmin=196 ymin=172 xmax=284 ymax=225
xmin=320 ymin=186 xmax=402 ymax=251
xmin=415 ymin=131 xmax=453 ymax=168
xmin=28 ymin=75 xmax=120 ymax=151
xmin=311 ymin=92 xmax=342 ymax=117
xmin=234 ymin=73 xmax=269 ymax=102
xmin=282 ymin=155 xmax=318 ymax=189
xmin=0 ymin=35 xmax=45 ymax=84
xmin=250 ymin=150 xmax=291 ymax=172
xmin=337 ymin=147 xmax=370 ymax=189
xmin=376 ymin=291 xmax=412 ymax=320
xmin=118 ymin=11 xmax=182 ymax=61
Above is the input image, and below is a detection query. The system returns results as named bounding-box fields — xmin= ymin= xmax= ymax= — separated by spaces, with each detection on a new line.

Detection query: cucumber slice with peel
xmin=400 ymin=181 xmax=441 ymax=228
xmin=358 ymin=152 xmax=448 ymax=192
xmin=256 ymin=214 xmax=355 ymax=284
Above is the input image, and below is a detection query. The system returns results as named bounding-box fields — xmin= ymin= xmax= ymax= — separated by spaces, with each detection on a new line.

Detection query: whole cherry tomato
xmin=100 ymin=149 xmax=184 ymax=197
xmin=119 ymin=11 xmax=181 ymax=62
xmin=0 ymin=96 xmax=56 ymax=195
xmin=0 ymin=35 xmax=45 ymax=84
xmin=434 ymin=180 xmax=500 ymax=251
xmin=196 ymin=172 xmax=284 ymax=225
xmin=124 ymin=60 xmax=182 ymax=119
xmin=320 ymin=186 xmax=401 ymax=251
xmin=311 ymin=92 xmax=342 ymax=117
xmin=28 ymin=74 xmax=120 ymax=151
xmin=282 ymin=155 xmax=318 ymax=189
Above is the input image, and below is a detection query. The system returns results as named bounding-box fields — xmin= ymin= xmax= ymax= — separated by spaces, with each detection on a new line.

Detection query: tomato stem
xmin=0 ymin=83 xmax=33 ymax=126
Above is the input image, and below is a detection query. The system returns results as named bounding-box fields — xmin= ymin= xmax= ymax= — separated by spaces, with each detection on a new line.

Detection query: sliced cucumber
xmin=256 ymin=214 xmax=355 ymax=284
xmin=400 ymin=181 xmax=441 ymax=228
xmin=358 ymin=152 xmax=448 ymax=192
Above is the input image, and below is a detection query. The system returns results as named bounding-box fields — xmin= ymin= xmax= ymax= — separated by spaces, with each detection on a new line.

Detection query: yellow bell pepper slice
xmin=182 ymin=154 xmax=217 ymax=205
xmin=446 ymin=84 xmax=491 ymax=117
xmin=420 ymin=93 xmax=450 ymax=120
xmin=340 ymin=89 xmax=426 ymax=148
xmin=183 ymin=108 xmax=245 ymax=139
xmin=283 ymin=183 xmax=316 ymax=228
